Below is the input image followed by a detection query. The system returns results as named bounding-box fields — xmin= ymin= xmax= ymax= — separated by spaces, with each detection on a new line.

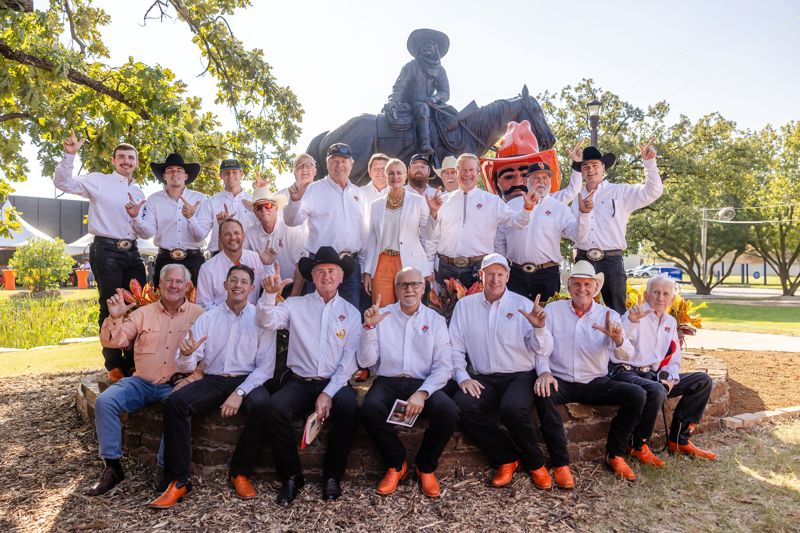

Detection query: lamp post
xmin=700 ymin=206 xmax=736 ymax=283
xmin=587 ymin=99 xmax=602 ymax=147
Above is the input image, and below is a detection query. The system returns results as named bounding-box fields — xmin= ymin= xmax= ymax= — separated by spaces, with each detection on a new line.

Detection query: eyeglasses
xmin=254 ymin=201 xmax=276 ymax=212
xmin=295 ymin=163 xmax=315 ymax=170
xmin=395 ymin=282 xmax=424 ymax=290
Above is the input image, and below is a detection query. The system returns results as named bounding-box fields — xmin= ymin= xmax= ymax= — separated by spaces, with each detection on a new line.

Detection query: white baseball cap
xmin=480 ymin=253 xmax=510 ymax=272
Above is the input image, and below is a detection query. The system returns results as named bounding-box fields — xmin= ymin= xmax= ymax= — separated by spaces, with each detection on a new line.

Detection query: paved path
xmin=686 ymin=329 xmax=798 ymax=352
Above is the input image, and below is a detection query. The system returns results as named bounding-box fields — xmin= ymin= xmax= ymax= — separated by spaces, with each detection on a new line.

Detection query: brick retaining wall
xmin=75 ymin=353 xmax=729 ymax=477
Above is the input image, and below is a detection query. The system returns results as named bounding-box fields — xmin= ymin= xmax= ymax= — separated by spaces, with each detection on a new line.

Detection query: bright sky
xmin=11 ymin=0 xmax=800 ymax=201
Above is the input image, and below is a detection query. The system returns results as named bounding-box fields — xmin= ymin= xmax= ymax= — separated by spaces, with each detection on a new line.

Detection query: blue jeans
xmin=95 ymin=376 xmax=172 ymax=465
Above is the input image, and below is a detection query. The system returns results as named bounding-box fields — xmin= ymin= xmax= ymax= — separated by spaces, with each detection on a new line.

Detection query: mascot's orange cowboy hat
xmin=480 ymin=120 xmax=561 ymax=195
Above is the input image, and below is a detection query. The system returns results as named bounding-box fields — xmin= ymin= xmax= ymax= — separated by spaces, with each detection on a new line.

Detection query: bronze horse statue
xmin=306 ymin=86 xmax=555 ymax=186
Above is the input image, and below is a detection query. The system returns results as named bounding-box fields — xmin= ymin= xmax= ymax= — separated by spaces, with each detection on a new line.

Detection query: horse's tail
xmin=306 ymin=130 xmax=329 ymax=180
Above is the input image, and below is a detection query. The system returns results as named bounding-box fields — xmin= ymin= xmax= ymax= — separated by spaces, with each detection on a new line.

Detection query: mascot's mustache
xmin=502 ymin=184 xmax=528 ymax=199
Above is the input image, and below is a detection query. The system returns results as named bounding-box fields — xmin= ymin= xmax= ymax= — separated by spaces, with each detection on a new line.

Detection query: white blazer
xmin=364 ymin=191 xmax=435 ymax=277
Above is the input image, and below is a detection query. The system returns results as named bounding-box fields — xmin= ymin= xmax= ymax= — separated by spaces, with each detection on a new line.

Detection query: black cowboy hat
xmin=298 ymin=246 xmax=355 ymax=282
xmin=572 ymin=146 xmax=616 ymax=172
xmin=151 ymin=153 xmax=201 ymax=184
xmin=407 ymin=28 xmax=450 ymax=58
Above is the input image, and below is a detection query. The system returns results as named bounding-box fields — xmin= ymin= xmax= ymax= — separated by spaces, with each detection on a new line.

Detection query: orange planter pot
xmin=2 ymin=269 xmax=16 ymax=290
xmin=75 ymin=269 xmax=90 ymax=289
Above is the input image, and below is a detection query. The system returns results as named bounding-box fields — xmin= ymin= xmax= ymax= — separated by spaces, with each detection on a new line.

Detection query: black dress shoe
xmin=152 ymin=467 xmax=168 ymax=492
xmin=322 ymin=477 xmax=341 ymax=500
xmin=276 ymin=475 xmax=305 ymax=506
xmin=86 ymin=465 xmax=124 ymax=496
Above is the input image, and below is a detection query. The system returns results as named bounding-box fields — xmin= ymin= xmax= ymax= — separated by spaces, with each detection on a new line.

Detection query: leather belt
xmin=618 ymin=363 xmax=653 ymax=373
xmin=577 ymin=248 xmax=623 ymax=261
xmin=338 ymin=251 xmax=358 ymax=259
xmin=159 ymin=247 xmax=202 ymax=261
xmin=292 ymin=375 xmax=330 ymax=383
xmin=510 ymin=260 xmax=558 ymax=273
xmin=381 ymin=249 xmax=400 ymax=256
xmin=438 ymin=254 xmax=485 ymax=267
xmin=94 ymin=236 xmax=137 ymax=251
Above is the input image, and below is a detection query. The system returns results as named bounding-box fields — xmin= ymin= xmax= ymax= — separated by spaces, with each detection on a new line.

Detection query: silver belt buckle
xmin=586 ymin=248 xmax=605 ymax=261
xmin=339 ymin=251 xmax=354 ymax=258
xmin=638 ymin=365 xmax=652 ymax=373
xmin=453 ymin=256 xmax=470 ymax=267
xmin=522 ymin=263 xmax=538 ymax=273
xmin=170 ymin=249 xmax=187 ymax=260
xmin=116 ymin=239 xmax=133 ymax=251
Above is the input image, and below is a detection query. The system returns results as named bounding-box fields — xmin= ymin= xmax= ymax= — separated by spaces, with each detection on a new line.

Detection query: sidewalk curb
xmin=720 ymin=405 xmax=800 ymax=429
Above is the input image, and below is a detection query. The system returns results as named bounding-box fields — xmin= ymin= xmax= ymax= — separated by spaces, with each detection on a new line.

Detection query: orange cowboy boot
xmin=606 ymin=455 xmax=636 ymax=481
xmin=529 ymin=466 xmax=552 ymax=490
xmin=629 ymin=444 xmax=666 ymax=468
xmin=490 ymin=460 xmax=519 ymax=487
xmin=148 ymin=480 xmax=192 ymax=509
xmin=107 ymin=367 xmax=124 ymax=383
xmin=416 ymin=468 xmax=441 ymax=498
xmin=229 ymin=474 xmax=257 ymax=499
xmin=376 ymin=462 xmax=408 ymax=496
xmin=668 ymin=440 xmax=717 ymax=460
xmin=553 ymin=466 xmax=575 ymax=489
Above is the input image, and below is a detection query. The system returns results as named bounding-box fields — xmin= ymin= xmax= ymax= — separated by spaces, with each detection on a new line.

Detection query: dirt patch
xmin=684 ymin=349 xmax=800 ymax=415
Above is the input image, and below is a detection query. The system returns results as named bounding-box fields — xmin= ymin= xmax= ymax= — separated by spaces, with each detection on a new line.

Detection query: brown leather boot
xmin=490 ymin=460 xmax=519 ymax=487
xmin=107 ymin=367 xmax=124 ymax=383
xmin=416 ymin=468 xmax=441 ymax=498
xmin=553 ymin=466 xmax=575 ymax=489
xmin=229 ymin=474 xmax=257 ymax=499
xmin=668 ymin=440 xmax=717 ymax=460
xmin=376 ymin=462 xmax=408 ymax=495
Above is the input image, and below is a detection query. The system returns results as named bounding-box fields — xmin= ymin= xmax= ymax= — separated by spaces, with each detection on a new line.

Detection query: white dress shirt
xmin=53 ymin=154 xmax=143 ymax=240
xmin=190 ymin=189 xmax=256 ymax=252
xmin=283 ymin=176 xmax=367 ymax=256
xmin=405 ymin=184 xmax=437 ymax=198
xmin=432 ymin=187 xmax=530 ymax=258
xmin=618 ymin=304 xmax=683 ymax=382
xmin=195 ymin=249 xmax=266 ymax=311
xmin=496 ymin=195 xmax=588 ymax=265
xmin=256 ymin=291 xmax=359 ymax=398
xmin=176 ymin=302 xmax=276 ymax=395
xmin=530 ymin=299 xmax=634 ymax=383
xmin=358 ymin=303 xmax=452 ymax=395
xmin=133 ymin=189 xmax=207 ymax=250
xmin=364 ymin=192 xmax=435 ymax=277
xmin=449 ymin=290 xmax=539 ymax=384
xmin=550 ymin=172 xmax=583 ymax=205
xmin=244 ymin=215 xmax=307 ymax=279
xmin=360 ymin=182 xmax=389 ymax=222
xmin=571 ymin=159 xmax=663 ymax=251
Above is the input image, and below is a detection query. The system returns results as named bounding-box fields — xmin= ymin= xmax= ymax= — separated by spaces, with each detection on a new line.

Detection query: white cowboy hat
xmin=243 ymin=188 xmax=288 ymax=212
xmin=568 ymin=260 xmax=604 ymax=296
xmin=434 ymin=155 xmax=458 ymax=178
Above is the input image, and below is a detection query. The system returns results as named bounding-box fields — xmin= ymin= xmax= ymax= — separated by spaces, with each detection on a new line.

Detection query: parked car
xmin=635 ymin=266 xmax=683 ymax=281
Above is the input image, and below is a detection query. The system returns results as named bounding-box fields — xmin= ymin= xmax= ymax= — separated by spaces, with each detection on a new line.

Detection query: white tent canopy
xmin=64 ymin=233 xmax=159 ymax=256
xmin=0 ymin=201 xmax=54 ymax=249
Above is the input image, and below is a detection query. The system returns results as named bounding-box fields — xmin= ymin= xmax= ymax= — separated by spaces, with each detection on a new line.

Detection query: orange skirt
xmin=372 ymin=252 xmax=403 ymax=306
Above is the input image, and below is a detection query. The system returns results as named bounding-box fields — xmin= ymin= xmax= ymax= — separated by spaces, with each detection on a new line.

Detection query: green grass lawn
xmin=0 ymin=341 xmax=102 ymax=377
xmin=700 ymin=302 xmax=800 ymax=336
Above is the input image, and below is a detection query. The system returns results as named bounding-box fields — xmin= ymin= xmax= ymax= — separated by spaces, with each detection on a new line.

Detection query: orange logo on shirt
xmin=336 ymin=328 xmax=346 ymax=339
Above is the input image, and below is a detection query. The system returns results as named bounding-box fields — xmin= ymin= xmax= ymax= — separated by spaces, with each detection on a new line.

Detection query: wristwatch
xmin=236 ymin=388 xmax=245 ymax=397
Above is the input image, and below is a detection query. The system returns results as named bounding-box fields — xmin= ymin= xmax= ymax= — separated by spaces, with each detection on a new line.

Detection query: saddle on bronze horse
xmin=377 ymin=103 xmax=465 ymax=161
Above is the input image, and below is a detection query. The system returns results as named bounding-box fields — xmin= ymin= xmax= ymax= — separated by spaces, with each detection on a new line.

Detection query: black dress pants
xmin=263 ymin=378 xmax=358 ymax=480
xmin=360 ymin=377 xmax=459 ymax=473
xmin=610 ymin=368 xmax=713 ymax=445
xmin=152 ymin=249 xmax=205 ymax=288
xmin=453 ymin=372 xmax=546 ymax=470
xmin=89 ymin=241 xmax=146 ymax=372
xmin=535 ymin=376 xmax=646 ymax=466
xmin=507 ymin=265 xmax=561 ymax=301
xmin=162 ymin=375 xmax=271 ymax=482
xmin=575 ymin=251 xmax=627 ymax=315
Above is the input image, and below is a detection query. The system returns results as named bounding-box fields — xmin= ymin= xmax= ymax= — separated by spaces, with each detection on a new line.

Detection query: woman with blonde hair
xmin=362 ymin=158 xmax=434 ymax=305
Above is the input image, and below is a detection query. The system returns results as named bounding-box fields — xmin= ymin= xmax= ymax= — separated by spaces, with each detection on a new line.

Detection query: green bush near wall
xmin=0 ymin=297 xmax=99 ymax=349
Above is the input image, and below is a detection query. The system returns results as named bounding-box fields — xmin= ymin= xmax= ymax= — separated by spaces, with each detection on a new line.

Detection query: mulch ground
xmin=685 ymin=349 xmax=800 ymax=415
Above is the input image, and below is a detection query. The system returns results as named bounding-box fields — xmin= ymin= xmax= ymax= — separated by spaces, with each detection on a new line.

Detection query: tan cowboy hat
xmin=568 ymin=260 xmax=605 ymax=296
xmin=434 ymin=156 xmax=457 ymax=178
xmin=243 ymin=188 xmax=288 ymax=212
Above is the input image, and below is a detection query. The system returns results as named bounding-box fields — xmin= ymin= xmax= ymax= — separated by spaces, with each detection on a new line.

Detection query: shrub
xmin=8 ymin=238 xmax=75 ymax=292
xmin=0 ymin=297 xmax=99 ymax=349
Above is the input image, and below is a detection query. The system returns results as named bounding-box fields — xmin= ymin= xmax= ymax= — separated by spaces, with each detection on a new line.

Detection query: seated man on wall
xmin=359 ymin=267 xmax=458 ymax=498
xmin=611 ymin=275 xmax=717 ymax=466
xmin=91 ymin=264 xmax=204 ymax=496
xmin=149 ymin=265 xmax=276 ymax=509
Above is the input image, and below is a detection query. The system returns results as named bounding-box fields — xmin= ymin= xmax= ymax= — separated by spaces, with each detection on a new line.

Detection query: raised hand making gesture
xmin=592 ymin=311 xmax=625 ymax=347
xmin=180 ymin=195 xmax=201 ymax=219
xmin=261 ymin=261 xmax=292 ymax=295
xmin=179 ymin=330 xmax=208 ymax=357
xmin=215 ymin=204 xmax=232 ymax=225
xmin=425 ymin=188 xmax=444 ymax=219
xmin=63 ymin=128 xmax=87 ymax=155
xmin=518 ymin=294 xmax=547 ymax=328
xmin=125 ymin=192 xmax=145 ymax=218
xmin=569 ymin=140 xmax=585 ymax=163
xmin=363 ymin=294 xmax=391 ymax=328
xmin=253 ymin=169 xmax=267 ymax=189
xmin=258 ymin=238 xmax=278 ymax=266
xmin=287 ymin=180 xmax=308 ymax=202
xmin=627 ymin=293 xmax=654 ymax=323
xmin=640 ymin=137 xmax=657 ymax=161
xmin=107 ymin=288 xmax=136 ymax=319
xmin=521 ymin=187 xmax=541 ymax=211
xmin=577 ymin=189 xmax=595 ymax=213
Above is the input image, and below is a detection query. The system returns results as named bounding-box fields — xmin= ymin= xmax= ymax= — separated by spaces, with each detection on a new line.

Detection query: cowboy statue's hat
xmin=150 ymin=153 xmax=201 ymax=185
xmin=480 ymin=121 xmax=561 ymax=195
xmin=407 ymin=28 xmax=450 ymax=58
